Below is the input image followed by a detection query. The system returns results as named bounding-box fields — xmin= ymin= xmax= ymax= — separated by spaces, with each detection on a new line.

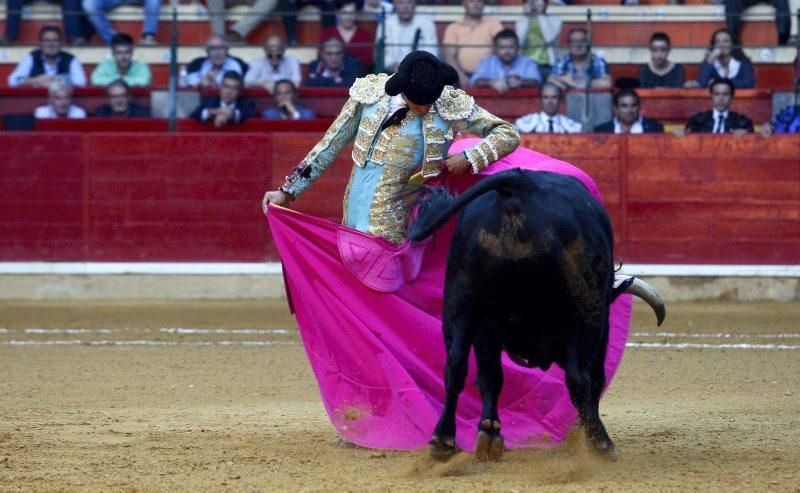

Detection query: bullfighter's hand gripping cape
xmin=267 ymin=138 xmax=632 ymax=452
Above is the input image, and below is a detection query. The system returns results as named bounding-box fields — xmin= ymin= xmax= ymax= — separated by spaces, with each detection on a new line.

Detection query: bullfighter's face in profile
xmin=402 ymin=94 xmax=433 ymax=116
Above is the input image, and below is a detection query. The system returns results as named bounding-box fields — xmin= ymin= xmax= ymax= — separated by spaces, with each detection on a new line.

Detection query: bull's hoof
xmin=590 ymin=441 xmax=619 ymax=462
xmin=475 ymin=430 xmax=505 ymax=462
xmin=429 ymin=435 xmax=458 ymax=462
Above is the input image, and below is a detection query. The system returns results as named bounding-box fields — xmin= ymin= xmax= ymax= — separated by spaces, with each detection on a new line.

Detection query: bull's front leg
xmin=430 ymin=316 xmax=473 ymax=462
xmin=473 ymin=331 xmax=504 ymax=462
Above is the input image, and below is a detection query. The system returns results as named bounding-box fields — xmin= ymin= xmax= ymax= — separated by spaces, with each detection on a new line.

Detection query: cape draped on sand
xmin=266 ymin=138 xmax=632 ymax=452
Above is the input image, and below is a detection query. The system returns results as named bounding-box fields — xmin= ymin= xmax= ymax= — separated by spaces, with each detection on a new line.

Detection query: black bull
xmin=408 ymin=169 xmax=665 ymax=462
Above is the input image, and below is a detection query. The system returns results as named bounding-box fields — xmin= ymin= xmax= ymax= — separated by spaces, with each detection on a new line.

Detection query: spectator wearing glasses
xmin=34 ymin=79 xmax=87 ymax=118
xmin=90 ymin=33 xmax=152 ymax=87
xmin=515 ymin=0 xmax=562 ymax=82
xmin=244 ymin=35 xmax=302 ymax=93
xmin=1 ymin=0 xmax=93 ymax=46
xmin=94 ymin=79 xmax=150 ymax=117
xmin=515 ymin=82 xmax=582 ymax=133
xmin=262 ymin=80 xmax=316 ymax=120
xmin=685 ymin=77 xmax=754 ymax=135
xmin=7 ymin=25 xmax=87 ymax=87
xmin=191 ymin=71 xmax=257 ymax=127
xmin=470 ymin=29 xmax=541 ymax=93
xmin=184 ymin=34 xmax=249 ymax=88
xmin=638 ymin=32 xmax=685 ymax=89
xmin=378 ymin=0 xmax=438 ymax=74
xmin=81 ymin=0 xmax=160 ymax=45
xmin=442 ymin=0 xmax=504 ymax=88
xmin=548 ymin=27 xmax=611 ymax=90
xmin=595 ymin=89 xmax=664 ymax=134
xmin=687 ymin=28 xmax=755 ymax=89
xmin=306 ymin=37 xmax=365 ymax=87
xmin=320 ymin=0 xmax=374 ymax=70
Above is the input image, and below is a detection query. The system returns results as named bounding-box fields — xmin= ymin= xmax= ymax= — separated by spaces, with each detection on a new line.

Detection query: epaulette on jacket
xmin=434 ymin=86 xmax=475 ymax=121
xmin=349 ymin=73 xmax=390 ymax=104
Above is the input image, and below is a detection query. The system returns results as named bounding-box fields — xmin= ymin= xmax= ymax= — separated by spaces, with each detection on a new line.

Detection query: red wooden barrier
xmin=1 ymin=132 xmax=797 ymax=264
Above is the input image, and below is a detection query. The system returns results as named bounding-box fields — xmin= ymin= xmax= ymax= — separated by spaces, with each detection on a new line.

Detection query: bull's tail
xmin=408 ymin=169 xmax=529 ymax=242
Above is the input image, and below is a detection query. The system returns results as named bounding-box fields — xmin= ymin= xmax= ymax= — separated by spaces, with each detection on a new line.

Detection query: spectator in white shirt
xmin=377 ymin=0 xmax=438 ymax=73
xmin=244 ymin=34 xmax=302 ymax=93
xmin=515 ymin=83 xmax=581 ymax=133
xmin=8 ymin=25 xmax=87 ymax=88
xmin=34 ymin=79 xmax=87 ymax=119
xmin=184 ymin=34 xmax=249 ymax=88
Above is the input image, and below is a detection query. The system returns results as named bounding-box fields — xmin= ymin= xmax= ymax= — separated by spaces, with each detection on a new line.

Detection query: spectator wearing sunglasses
xmin=183 ymin=34 xmax=248 ymax=89
xmin=638 ymin=32 xmax=684 ymax=89
xmin=244 ymin=35 xmax=301 ymax=93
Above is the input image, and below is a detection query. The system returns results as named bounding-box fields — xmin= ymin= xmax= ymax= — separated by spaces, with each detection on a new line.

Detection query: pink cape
xmin=267 ymin=139 xmax=632 ymax=451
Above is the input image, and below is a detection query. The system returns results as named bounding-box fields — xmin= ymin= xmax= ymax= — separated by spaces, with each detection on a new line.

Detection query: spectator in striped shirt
xmin=547 ymin=27 xmax=611 ymax=90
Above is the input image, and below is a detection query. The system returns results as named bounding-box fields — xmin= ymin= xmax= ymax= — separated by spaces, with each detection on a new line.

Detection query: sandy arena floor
xmin=1 ymin=299 xmax=799 ymax=491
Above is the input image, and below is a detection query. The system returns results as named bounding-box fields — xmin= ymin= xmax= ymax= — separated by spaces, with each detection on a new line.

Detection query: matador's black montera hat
xmin=384 ymin=51 xmax=459 ymax=106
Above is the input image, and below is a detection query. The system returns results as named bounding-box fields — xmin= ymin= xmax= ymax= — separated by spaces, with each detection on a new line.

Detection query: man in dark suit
xmin=594 ymin=88 xmax=664 ymax=134
xmin=305 ymin=37 xmax=365 ymax=88
xmin=94 ymin=79 xmax=149 ymax=117
xmin=191 ymin=71 xmax=256 ymax=128
xmin=685 ymin=77 xmax=754 ymax=135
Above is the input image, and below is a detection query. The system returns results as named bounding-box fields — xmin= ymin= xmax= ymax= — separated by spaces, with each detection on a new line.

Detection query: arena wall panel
xmin=1 ymin=132 xmax=798 ymax=264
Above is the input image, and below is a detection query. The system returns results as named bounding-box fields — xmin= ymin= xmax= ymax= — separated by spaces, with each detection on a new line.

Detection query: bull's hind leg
xmin=473 ymin=332 xmax=504 ymax=462
xmin=430 ymin=316 xmax=473 ymax=461
xmin=564 ymin=340 xmax=618 ymax=461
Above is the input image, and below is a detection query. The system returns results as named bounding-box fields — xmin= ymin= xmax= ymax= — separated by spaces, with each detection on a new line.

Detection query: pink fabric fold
xmin=267 ymin=140 xmax=632 ymax=451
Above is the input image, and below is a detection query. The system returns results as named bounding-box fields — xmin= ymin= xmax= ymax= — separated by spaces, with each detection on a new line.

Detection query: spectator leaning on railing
xmin=515 ymin=82 xmax=582 ymax=133
xmin=191 ymin=71 xmax=256 ymax=128
xmin=547 ymin=27 xmax=611 ymax=90
xmin=94 ymin=79 xmax=150 ymax=117
xmin=377 ymin=0 xmax=438 ymax=74
xmin=34 ymin=79 xmax=87 ymax=118
xmin=81 ymin=0 xmax=159 ymax=45
xmin=594 ymin=88 xmax=664 ymax=134
xmin=244 ymin=35 xmax=302 ymax=93
xmin=262 ymin=80 xmax=317 ymax=120
xmin=91 ymin=33 xmax=152 ymax=87
xmin=442 ymin=0 xmax=503 ymax=88
xmin=684 ymin=77 xmax=754 ymax=135
xmin=686 ymin=28 xmax=755 ymax=89
xmin=638 ymin=32 xmax=685 ymax=89
xmin=1 ymin=0 xmax=93 ymax=46
xmin=8 ymin=25 xmax=87 ymax=87
xmin=515 ymin=0 xmax=562 ymax=82
xmin=184 ymin=34 xmax=249 ymax=89
xmin=320 ymin=0 xmax=374 ymax=71
xmin=306 ymin=37 xmax=365 ymax=87
xmin=470 ymin=29 xmax=541 ymax=93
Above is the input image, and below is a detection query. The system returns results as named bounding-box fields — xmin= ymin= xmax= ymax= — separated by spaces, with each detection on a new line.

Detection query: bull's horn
xmin=623 ymin=277 xmax=666 ymax=326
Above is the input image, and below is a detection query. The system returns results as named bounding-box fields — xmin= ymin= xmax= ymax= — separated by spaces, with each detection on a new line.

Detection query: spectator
xmin=442 ymin=0 xmax=504 ymax=88
xmin=548 ymin=28 xmax=611 ymax=90
xmin=725 ymin=0 xmax=789 ymax=46
xmin=280 ymin=0 xmax=338 ymax=46
xmin=306 ymin=38 xmax=365 ymax=87
xmin=1 ymin=0 xmax=93 ymax=46
xmin=94 ymin=79 xmax=150 ymax=117
xmin=685 ymin=77 xmax=754 ymax=134
xmin=470 ymin=29 xmax=541 ymax=92
xmin=515 ymin=0 xmax=562 ymax=82
xmin=687 ymin=28 xmax=755 ymax=89
xmin=191 ymin=71 xmax=256 ymax=127
xmin=515 ymin=82 xmax=582 ymax=133
xmin=81 ymin=0 xmax=159 ymax=45
xmin=638 ymin=32 xmax=685 ymax=89
xmin=90 ymin=33 xmax=151 ymax=87
xmin=184 ymin=34 xmax=249 ymax=88
xmin=595 ymin=88 xmax=663 ymax=134
xmin=320 ymin=0 xmax=374 ymax=70
xmin=244 ymin=35 xmax=302 ymax=92
xmin=7 ymin=25 xmax=87 ymax=87
xmin=205 ymin=0 xmax=278 ymax=43
xmin=761 ymin=103 xmax=800 ymax=136
xmin=34 ymin=79 xmax=87 ymax=118
xmin=262 ymin=80 xmax=316 ymax=120
xmin=378 ymin=0 xmax=438 ymax=74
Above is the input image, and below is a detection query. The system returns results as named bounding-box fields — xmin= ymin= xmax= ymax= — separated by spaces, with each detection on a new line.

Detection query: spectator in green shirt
xmin=91 ymin=33 xmax=152 ymax=87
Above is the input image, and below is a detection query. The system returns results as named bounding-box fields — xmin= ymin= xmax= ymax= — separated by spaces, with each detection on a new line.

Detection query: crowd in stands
xmin=1 ymin=0 xmax=798 ymax=134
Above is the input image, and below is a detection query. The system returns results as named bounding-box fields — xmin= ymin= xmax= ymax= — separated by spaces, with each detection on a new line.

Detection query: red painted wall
xmin=1 ymin=132 xmax=798 ymax=264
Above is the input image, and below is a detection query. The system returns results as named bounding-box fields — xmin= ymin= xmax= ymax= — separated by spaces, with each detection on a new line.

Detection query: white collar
xmin=613 ymin=116 xmax=644 ymax=134
xmin=713 ymin=108 xmax=729 ymax=120
xmin=713 ymin=57 xmax=741 ymax=79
